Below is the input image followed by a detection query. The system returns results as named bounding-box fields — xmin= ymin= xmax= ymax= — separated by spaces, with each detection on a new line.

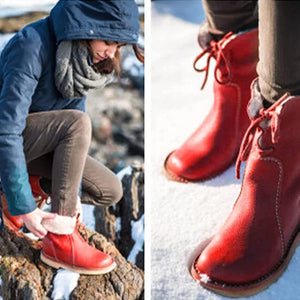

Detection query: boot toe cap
xmin=164 ymin=151 xmax=191 ymax=182
xmin=193 ymin=249 xmax=237 ymax=286
xmin=95 ymin=252 xmax=115 ymax=269
xmin=193 ymin=238 xmax=251 ymax=285
xmin=193 ymin=239 xmax=267 ymax=286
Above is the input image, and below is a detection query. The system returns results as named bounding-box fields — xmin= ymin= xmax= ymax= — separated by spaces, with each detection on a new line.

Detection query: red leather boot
xmin=41 ymin=215 xmax=116 ymax=274
xmin=1 ymin=175 xmax=49 ymax=231
xmin=164 ymin=29 xmax=258 ymax=182
xmin=1 ymin=193 xmax=24 ymax=231
xmin=191 ymin=81 xmax=300 ymax=296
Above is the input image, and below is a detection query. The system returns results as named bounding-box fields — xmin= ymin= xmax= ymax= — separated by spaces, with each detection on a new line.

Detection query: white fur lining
xmin=42 ymin=214 xmax=76 ymax=235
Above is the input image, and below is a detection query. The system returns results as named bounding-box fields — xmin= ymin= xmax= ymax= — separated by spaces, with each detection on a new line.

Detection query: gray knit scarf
xmin=55 ymin=40 xmax=111 ymax=99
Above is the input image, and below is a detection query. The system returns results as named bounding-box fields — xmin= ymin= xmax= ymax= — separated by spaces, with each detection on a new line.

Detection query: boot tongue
xmin=237 ymin=86 xmax=292 ymax=179
xmin=248 ymin=80 xmax=264 ymax=119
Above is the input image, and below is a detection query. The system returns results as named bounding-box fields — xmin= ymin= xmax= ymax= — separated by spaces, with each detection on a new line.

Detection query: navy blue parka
xmin=0 ymin=0 xmax=139 ymax=216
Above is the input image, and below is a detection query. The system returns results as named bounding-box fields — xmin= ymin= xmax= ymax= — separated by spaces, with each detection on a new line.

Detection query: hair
xmin=83 ymin=40 xmax=144 ymax=76
xmin=93 ymin=48 xmax=121 ymax=75
xmin=133 ymin=44 xmax=144 ymax=64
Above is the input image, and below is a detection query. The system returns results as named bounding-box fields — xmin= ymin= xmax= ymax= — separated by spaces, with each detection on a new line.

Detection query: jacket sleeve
xmin=0 ymin=34 xmax=43 ymax=216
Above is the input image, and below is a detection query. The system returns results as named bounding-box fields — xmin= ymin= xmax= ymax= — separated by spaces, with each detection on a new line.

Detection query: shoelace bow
xmin=235 ymin=100 xmax=284 ymax=179
xmin=193 ymin=32 xmax=233 ymax=90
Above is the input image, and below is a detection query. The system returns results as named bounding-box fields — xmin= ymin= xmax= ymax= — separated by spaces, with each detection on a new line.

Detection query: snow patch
xmin=82 ymin=204 xmax=96 ymax=231
xmin=117 ymin=166 xmax=132 ymax=180
xmin=123 ymin=55 xmax=144 ymax=78
xmin=116 ymin=216 xmax=121 ymax=233
xmin=0 ymin=0 xmax=58 ymax=17
xmin=127 ymin=214 xmax=144 ymax=264
xmin=23 ymin=232 xmax=40 ymax=241
xmin=135 ymin=0 xmax=144 ymax=6
xmin=0 ymin=275 xmax=2 ymax=300
xmin=200 ymin=273 xmax=211 ymax=284
xmin=0 ymin=34 xmax=14 ymax=53
xmin=51 ymin=269 xmax=79 ymax=300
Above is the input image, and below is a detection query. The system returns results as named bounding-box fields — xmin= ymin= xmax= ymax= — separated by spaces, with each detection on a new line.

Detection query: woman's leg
xmin=28 ymin=154 xmax=123 ymax=207
xmin=25 ymin=110 xmax=116 ymax=274
xmin=258 ymin=0 xmax=300 ymax=104
xmin=23 ymin=109 xmax=91 ymax=216
xmin=202 ymin=0 xmax=258 ymax=36
xmin=81 ymin=156 xmax=123 ymax=206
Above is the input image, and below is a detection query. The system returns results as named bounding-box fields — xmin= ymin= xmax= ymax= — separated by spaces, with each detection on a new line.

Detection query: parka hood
xmin=50 ymin=0 xmax=140 ymax=44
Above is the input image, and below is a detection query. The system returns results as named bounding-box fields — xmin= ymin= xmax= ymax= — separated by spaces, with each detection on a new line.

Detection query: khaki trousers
xmin=23 ymin=109 xmax=122 ymax=216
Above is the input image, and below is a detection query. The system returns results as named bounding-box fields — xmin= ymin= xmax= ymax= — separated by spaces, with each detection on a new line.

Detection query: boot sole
xmin=163 ymin=150 xmax=237 ymax=183
xmin=40 ymin=252 xmax=116 ymax=275
xmin=190 ymin=229 xmax=300 ymax=297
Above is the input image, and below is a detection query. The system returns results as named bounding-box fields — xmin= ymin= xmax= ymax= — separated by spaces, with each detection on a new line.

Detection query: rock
xmin=0 ymin=12 xmax=49 ymax=33
xmin=86 ymin=85 xmax=144 ymax=172
xmin=92 ymin=114 xmax=113 ymax=143
xmin=113 ymin=128 xmax=144 ymax=156
xmin=0 ymin=226 xmax=144 ymax=300
xmin=95 ymin=163 xmax=144 ymax=270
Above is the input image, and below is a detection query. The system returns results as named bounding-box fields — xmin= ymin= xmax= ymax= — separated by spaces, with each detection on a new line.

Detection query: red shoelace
xmin=193 ymin=32 xmax=233 ymax=90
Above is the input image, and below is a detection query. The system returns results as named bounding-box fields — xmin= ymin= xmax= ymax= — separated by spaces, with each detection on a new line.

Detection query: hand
xmin=20 ymin=208 xmax=57 ymax=239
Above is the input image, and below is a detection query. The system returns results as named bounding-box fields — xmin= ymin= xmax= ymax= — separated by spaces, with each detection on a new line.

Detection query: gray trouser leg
xmin=202 ymin=0 xmax=300 ymax=103
xmin=26 ymin=119 xmax=123 ymax=213
xmin=23 ymin=110 xmax=91 ymax=216
xmin=258 ymin=0 xmax=300 ymax=103
xmin=202 ymin=0 xmax=258 ymax=35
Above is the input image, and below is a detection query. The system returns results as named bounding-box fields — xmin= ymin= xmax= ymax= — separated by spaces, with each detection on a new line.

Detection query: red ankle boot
xmin=191 ymin=81 xmax=300 ymax=296
xmin=164 ymin=29 xmax=258 ymax=182
xmin=41 ymin=215 xmax=116 ymax=274
xmin=1 ymin=193 xmax=24 ymax=231
xmin=1 ymin=175 xmax=49 ymax=231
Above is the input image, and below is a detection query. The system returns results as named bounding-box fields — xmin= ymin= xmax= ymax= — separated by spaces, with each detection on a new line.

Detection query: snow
xmin=23 ymin=232 xmax=40 ymax=241
xmin=117 ymin=166 xmax=133 ymax=180
xmin=51 ymin=269 xmax=80 ymax=300
xmin=0 ymin=0 xmax=58 ymax=17
xmin=0 ymin=34 xmax=13 ymax=52
xmin=116 ymin=216 xmax=121 ymax=233
xmin=151 ymin=1 xmax=300 ymax=300
xmin=82 ymin=204 xmax=96 ymax=231
xmin=127 ymin=214 xmax=144 ymax=264
xmin=0 ymin=276 xmax=3 ymax=300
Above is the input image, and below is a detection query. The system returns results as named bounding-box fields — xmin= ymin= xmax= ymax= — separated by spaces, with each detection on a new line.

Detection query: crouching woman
xmin=0 ymin=0 xmax=143 ymax=274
